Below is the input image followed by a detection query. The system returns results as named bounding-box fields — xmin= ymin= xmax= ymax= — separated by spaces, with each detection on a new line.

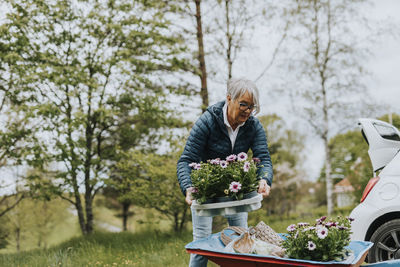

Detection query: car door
xmin=358 ymin=118 xmax=400 ymax=172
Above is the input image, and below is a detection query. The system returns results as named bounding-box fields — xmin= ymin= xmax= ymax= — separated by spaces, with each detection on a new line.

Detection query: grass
xmin=0 ymin=231 xmax=194 ymax=267
xmin=0 ymin=194 xmax=356 ymax=266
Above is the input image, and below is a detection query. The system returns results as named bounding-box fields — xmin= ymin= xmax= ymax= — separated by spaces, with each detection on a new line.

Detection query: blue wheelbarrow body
xmin=186 ymin=232 xmax=374 ymax=267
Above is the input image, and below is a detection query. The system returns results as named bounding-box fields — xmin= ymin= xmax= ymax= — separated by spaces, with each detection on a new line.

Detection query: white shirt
xmin=223 ymin=102 xmax=245 ymax=150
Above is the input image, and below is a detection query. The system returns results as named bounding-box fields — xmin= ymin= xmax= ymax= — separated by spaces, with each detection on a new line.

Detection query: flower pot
xmin=243 ymin=191 xmax=258 ymax=199
xmin=201 ymin=198 xmax=216 ymax=204
xmin=215 ymin=196 xmax=234 ymax=202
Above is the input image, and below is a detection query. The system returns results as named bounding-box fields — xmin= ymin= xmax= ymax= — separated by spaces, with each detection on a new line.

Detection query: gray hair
xmin=227 ymin=78 xmax=260 ymax=115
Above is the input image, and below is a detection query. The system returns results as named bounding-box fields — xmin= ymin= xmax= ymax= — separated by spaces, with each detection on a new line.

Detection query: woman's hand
xmin=185 ymin=187 xmax=194 ymax=205
xmin=258 ymin=179 xmax=271 ymax=198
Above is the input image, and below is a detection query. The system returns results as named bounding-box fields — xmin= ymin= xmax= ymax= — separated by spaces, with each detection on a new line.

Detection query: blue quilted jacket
xmin=177 ymin=101 xmax=273 ymax=195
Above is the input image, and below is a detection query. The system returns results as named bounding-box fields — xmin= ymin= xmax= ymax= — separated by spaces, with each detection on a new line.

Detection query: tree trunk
xmin=194 ymin=0 xmax=209 ymax=112
xmin=85 ymin=192 xmax=93 ymax=234
xmin=225 ymin=0 xmax=233 ymax=80
xmin=15 ymin=227 xmax=20 ymax=252
xmin=73 ymin=178 xmax=87 ymax=235
xmin=122 ymin=202 xmax=130 ymax=231
xmin=178 ymin=206 xmax=188 ymax=232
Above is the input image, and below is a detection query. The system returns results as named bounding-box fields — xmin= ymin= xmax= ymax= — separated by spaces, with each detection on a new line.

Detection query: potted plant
xmin=189 ymin=152 xmax=260 ymax=204
xmin=282 ymin=216 xmax=354 ymax=262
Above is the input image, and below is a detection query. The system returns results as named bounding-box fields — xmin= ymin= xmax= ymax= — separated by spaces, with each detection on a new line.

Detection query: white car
xmin=350 ymin=118 xmax=400 ymax=263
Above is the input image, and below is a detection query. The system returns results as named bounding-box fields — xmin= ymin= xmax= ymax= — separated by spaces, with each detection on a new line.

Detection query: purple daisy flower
xmin=210 ymin=158 xmax=220 ymax=165
xmin=188 ymin=162 xmax=197 ymax=168
xmin=226 ymin=154 xmax=237 ymax=162
xmin=220 ymin=160 xmax=228 ymax=168
xmin=243 ymin=161 xmax=250 ymax=172
xmin=191 ymin=188 xmax=199 ymax=193
xmin=252 ymin=157 xmax=260 ymax=163
xmin=229 ymin=181 xmax=242 ymax=193
xmin=237 ymin=152 xmax=248 ymax=162
xmin=316 ymin=226 xmax=328 ymax=239
xmin=307 ymin=241 xmax=316 ymax=251
xmin=194 ymin=163 xmax=201 ymax=170
xmin=316 ymin=216 xmax=327 ymax=225
xmin=297 ymin=222 xmax=310 ymax=227
xmin=287 ymin=224 xmax=296 ymax=232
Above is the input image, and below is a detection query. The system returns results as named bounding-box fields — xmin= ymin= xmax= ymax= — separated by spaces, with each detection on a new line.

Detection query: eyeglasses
xmin=238 ymin=102 xmax=257 ymax=112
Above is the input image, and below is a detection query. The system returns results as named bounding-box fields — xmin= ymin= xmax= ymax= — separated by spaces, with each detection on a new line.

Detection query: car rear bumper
xmin=350 ymin=202 xmax=381 ymax=241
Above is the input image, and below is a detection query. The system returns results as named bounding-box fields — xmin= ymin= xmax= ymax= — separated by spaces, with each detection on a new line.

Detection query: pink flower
xmin=210 ymin=158 xmax=220 ymax=165
xmin=191 ymin=188 xmax=199 ymax=193
xmin=220 ymin=160 xmax=228 ymax=168
xmin=252 ymin=157 xmax=260 ymax=163
xmin=229 ymin=181 xmax=242 ymax=193
xmin=316 ymin=226 xmax=328 ymax=239
xmin=316 ymin=216 xmax=327 ymax=225
xmin=226 ymin=154 xmax=237 ymax=162
xmin=297 ymin=222 xmax=309 ymax=227
xmin=194 ymin=163 xmax=201 ymax=170
xmin=237 ymin=152 xmax=248 ymax=161
xmin=287 ymin=224 xmax=296 ymax=232
xmin=326 ymin=221 xmax=337 ymax=228
xmin=307 ymin=241 xmax=316 ymax=251
xmin=188 ymin=162 xmax=197 ymax=168
xmin=243 ymin=162 xmax=250 ymax=172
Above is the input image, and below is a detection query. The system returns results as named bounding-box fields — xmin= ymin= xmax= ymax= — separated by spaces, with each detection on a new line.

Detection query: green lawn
xmin=0 ymin=231 xmax=195 ymax=267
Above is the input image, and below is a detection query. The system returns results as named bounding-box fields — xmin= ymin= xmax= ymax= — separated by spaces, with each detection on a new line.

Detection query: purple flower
xmin=287 ymin=224 xmax=296 ymax=232
xmin=297 ymin=222 xmax=309 ymax=227
xmin=347 ymin=217 xmax=355 ymax=222
xmin=243 ymin=161 xmax=250 ymax=172
xmin=316 ymin=216 xmax=327 ymax=225
xmin=191 ymin=188 xmax=199 ymax=193
xmin=326 ymin=221 xmax=337 ymax=228
xmin=338 ymin=226 xmax=349 ymax=230
xmin=220 ymin=160 xmax=228 ymax=168
xmin=188 ymin=162 xmax=197 ymax=168
xmin=237 ymin=152 xmax=248 ymax=162
xmin=252 ymin=157 xmax=260 ymax=163
xmin=307 ymin=241 xmax=316 ymax=251
xmin=226 ymin=154 xmax=237 ymax=162
xmin=229 ymin=181 xmax=242 ymax=193
xmin=316 ymin=226 xmax=328 ymax=239
xmin=210 ymin=158 xmax=221 ymax=165
xmin=194 ymin=163 xmax=201 ymax=170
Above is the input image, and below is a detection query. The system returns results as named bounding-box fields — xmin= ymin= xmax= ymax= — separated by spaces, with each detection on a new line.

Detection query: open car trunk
xmin=358 ymin=118 xmax=400 ymax=172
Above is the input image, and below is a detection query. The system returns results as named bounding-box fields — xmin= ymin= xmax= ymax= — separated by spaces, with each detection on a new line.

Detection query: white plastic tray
xmin=191 ymin=194 xmax=263 ymax=216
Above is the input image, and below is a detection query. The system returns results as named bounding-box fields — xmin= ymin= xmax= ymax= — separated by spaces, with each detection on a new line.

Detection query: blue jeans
xmin=189 ymin=207 xmax=248 ymax=267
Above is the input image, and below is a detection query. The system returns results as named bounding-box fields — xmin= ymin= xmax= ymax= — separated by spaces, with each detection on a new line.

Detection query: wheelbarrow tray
xmin=186 ymin=233 xmax=373 ymax=267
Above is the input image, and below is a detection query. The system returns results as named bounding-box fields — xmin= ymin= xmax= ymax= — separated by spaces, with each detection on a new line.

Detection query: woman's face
xmin=227 ymin=91 xmax=254 ymax=127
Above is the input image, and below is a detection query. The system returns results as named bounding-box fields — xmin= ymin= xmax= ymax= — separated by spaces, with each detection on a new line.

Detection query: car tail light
xmin=360 ymin=176 xmax=380 ymax=203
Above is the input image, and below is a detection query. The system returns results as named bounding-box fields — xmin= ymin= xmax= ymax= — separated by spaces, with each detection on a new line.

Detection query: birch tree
xmin=287 ymin=0 xmax=375 ymax=214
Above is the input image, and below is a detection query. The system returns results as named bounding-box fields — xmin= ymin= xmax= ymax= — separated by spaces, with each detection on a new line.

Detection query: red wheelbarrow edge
xmin=186 ymin=248 xmax=369 ymax=267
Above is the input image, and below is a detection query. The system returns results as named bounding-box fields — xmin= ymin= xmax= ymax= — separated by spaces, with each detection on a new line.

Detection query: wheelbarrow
xmin=186 ymin=232 xmax=373 ymax=267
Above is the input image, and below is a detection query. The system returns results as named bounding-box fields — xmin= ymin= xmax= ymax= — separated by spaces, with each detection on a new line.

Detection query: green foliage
xmin=2 ymin=0 xmax=191 ymax=234
xmin=257 ymin=114 xmax=307 ymax=216
xmin=190 ymin=153 xmax=259 ymax=203
xmin=282 ymin=216 xmax=352 ymax=262
xmin=111 ymin=150 xmax=190 ymax=232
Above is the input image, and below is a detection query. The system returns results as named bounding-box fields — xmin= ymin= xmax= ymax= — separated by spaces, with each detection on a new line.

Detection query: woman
xmin=177 ymin=78 xmax=273 ymax=267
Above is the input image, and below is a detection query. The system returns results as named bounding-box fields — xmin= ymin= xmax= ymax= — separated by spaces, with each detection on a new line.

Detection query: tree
xmin=113 ymin=150 xmax=190 ymax=233
xmin=258 ymin=114 xmax=306 ymax=216
xmin=286 ymin=0 xmax=376 ymax=215
xmin=5 ymin=0 xmax=189 ymax=235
